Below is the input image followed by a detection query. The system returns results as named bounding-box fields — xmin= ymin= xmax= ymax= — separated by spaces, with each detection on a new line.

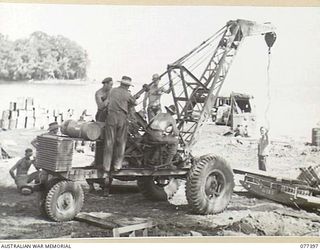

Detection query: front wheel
xmin=186 ymin=154 xmax=234 ymax=214
xmin=44 ymin=181 xmax=84 ymax=222
xmin=38 ymin=177 xmax=61 ymax=216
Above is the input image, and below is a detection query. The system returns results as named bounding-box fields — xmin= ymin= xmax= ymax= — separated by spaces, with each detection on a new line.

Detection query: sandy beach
xmin=0 ymin=123 xmax=320 ymax=238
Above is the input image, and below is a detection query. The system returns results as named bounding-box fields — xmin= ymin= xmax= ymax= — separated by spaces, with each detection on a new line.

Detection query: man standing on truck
xmin=87 ymin=77 xmax=113 ymax=192
xmin=143 ymin=73 xmax=170 ymax=122
xmin=258 ymin=126 xmax=270 ymax=171
xmin=9 ymin=148 xmax=39 ymax=195
xmin=146 ymin=105 xmax=179 ymax=168
xmin=103 ymin=76 xmax=137 ymax=173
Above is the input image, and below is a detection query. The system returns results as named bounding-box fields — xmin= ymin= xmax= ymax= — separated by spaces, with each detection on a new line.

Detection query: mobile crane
xmin=35 ymin=19 xmax=277 ymax=222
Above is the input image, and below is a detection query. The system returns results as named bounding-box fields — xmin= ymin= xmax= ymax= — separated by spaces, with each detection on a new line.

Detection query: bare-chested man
xmin=142 ymin=73 xmax=170 ymax=122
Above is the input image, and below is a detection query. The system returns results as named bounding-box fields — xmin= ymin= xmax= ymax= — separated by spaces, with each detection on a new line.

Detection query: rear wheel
xmin=137 ymin=177 xmax=180 ymax=201
xmin=44 ymin=181 xmax=84 ymax=222
xmin=186 ymin=154 xmax=234 ymax=214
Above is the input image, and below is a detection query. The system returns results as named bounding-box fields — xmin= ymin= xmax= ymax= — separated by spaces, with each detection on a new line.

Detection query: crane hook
xmin=265 ymin=32 xmax=277 ymax=54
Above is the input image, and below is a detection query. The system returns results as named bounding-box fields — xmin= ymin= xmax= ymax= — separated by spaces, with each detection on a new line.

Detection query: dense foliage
xmin=0 ymin=32 xmax=89 ymax=81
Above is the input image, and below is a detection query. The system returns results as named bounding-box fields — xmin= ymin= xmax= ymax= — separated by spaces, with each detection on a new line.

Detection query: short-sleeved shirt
xmin=14 ymin=157 xmax=34 ymax=176
xmin=107 ymin=86 xmax=136 ymax=115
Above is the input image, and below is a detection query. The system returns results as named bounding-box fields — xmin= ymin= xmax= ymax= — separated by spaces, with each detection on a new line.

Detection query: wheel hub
xmin=205 ymin=171 xmax=225 ymax=199
xmin=56 ymin=192 xmax=74 ymax=212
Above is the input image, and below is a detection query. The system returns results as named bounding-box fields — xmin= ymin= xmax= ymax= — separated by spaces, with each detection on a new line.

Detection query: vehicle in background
xmin=214 ymin=92 xmax=256 ymax=136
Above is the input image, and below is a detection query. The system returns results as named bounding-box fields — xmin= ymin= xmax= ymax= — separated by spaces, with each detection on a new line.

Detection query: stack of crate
xmin=0 ymin=97 xmax=78 ymax=131
xmin=34 ymin=107 xmax=49 ymax=129
xmin=16 ymin=97 xmax=27 ymax=129
xmin=25 ymin=97 xmax=35 ymax=128
xmin=0 ymin=97 xmax=46 ymax=130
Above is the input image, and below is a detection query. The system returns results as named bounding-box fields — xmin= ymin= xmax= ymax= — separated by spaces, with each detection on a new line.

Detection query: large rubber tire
xmin=186 ymin=154 xmax=234 ymax=214
xmin=137 ymin=177 xmax=180 ymax=201
xmin=44 ymin=181 xmax=84 ymax=222
xmin=38 ymin=178 xmax=61 ymax=216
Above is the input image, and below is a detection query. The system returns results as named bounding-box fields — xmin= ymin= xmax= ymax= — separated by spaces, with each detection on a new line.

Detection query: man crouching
xmin=9 ymin=148 xmax=40 ymax=195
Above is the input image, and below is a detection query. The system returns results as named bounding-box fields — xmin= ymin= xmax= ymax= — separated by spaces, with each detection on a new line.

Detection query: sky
xmin=0 ymin=3 xmax=320 ymax=139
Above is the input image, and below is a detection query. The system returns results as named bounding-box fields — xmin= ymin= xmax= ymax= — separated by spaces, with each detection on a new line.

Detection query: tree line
xmin=0 ymin=31 xmax=89 ymax=81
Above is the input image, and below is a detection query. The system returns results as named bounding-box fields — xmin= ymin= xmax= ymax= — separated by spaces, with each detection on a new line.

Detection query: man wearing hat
xmin=146 ymin=104 xmax=179 ymax=167
xmin=31 ymin=121 xmax=59 ymax=149
xmin=95 ymin=77 xmax=113 ymax=122
xmin=143 ymin=73 xmax=171 ymax=122
xmin=103 ymin=76 xmax=137 ymax=174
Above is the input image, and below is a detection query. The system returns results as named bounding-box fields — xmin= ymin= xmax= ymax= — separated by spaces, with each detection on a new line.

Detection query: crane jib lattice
xmin=134 ymin=19 xmax=276 ymax=153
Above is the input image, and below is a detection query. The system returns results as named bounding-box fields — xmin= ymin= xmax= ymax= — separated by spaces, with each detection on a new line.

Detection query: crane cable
xmin=264 ymin=32 xmax=277 ymax=130
xmin=265 ymin=50 xmax=271 ymax=130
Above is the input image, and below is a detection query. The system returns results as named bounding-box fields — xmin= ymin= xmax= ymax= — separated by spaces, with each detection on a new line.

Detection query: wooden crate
xmin=25 ymin=117 xmax=35 ymax=128
xmin=25 ymin=97 xmax=34 ymax=110
xmin=10 ymin=111 xmax=18 ymax=119
xmin=1 ymin=119 xmax=9 ymax=130
xmin=26 ymin=109 xmax=34 ymax=118
xmin=9 ymin=102 xmax=17 ymax=111
xmin=34 ymin=115 xmax=47 ymax=129
xmin=16 ymin=97 xmax=26 ymax=110
xmin=2 ymin=110 xmax=10 ymax=120
xmin=8 ymin=119 xmax=17 ymax=130
xmin=18 ymin=109 xmax=27 ymax=117
xmin=16 ymin=116 xmax=26 ymax=129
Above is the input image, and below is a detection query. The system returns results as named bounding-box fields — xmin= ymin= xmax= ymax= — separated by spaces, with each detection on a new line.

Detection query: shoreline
xmin=0 ymin=79 xmax=96 ymax=85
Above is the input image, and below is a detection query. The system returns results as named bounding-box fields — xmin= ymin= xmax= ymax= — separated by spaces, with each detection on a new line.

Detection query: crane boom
xmin=166 ymin=19 xmax=275 ymax=150
xmin=133 ymin=19 xmax=275 ymax=154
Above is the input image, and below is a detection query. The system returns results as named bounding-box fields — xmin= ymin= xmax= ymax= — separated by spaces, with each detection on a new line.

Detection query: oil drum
xmin=61 ymin=119 xmax=101 ymax=141
xmin=312 ymin=128 xmax=320 ymax=146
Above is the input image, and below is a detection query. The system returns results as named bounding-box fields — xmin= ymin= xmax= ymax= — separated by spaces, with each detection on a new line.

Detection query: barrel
xmin=312 ymin=128 xmax=320 ymax=146
xmin=61 ymin=119 xmax=101 ymax=141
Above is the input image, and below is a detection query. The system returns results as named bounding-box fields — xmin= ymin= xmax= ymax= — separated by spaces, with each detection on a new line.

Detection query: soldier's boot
xmin=102 ymin=177 xmax=113 ymax=197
